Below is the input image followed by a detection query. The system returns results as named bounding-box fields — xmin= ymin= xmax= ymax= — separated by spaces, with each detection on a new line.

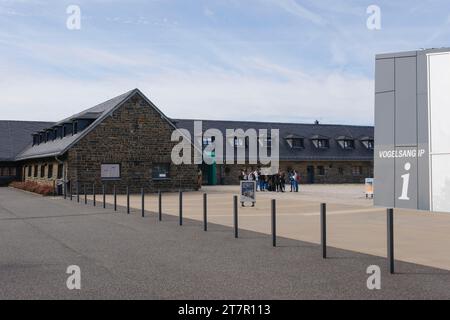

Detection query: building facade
xmin=175 ymin=119 xmax=374 ymax=186
xmin=0 ymin=89 xmax=374 ymax=193
xmin=14 ymin=89 xmax=198 ymax=194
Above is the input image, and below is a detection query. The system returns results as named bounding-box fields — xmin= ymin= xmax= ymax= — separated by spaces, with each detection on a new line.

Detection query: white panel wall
xmin=428 ymin=53 xmax=450 ymax=212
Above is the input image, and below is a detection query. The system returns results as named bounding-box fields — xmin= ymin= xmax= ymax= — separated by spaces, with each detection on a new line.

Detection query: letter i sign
xmin=399 ymin=162 xmax=411 ymax=201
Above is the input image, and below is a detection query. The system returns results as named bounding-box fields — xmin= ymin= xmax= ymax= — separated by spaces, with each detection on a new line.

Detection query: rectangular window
xmin=73 ymin=122 xmax=78 ymax=135
xmin=48 ymin=164 xmax=54 ymax=179
xmin=152 ymin=163 xmax=170 ymax=180
xmin=292 ymin=139 xmax=304 ymax=149
xmin=317 ymin=166 xmax=325 ymax=176
xmin=342 ymin=140 xmax=355 ymax=149
xmin=202 ymin=137 xmax=214 ymax=147
xmin=57 ymin=164 xmax=63 ymax=179
xmin=234 ymin=137 xmax=245 ymax=147
xmin=352 ymin=166 xmax=362 ymax=176
xmin=101 ymin=164 xmax=121 ymax=180
xmin=34 ymin=165 xmax=38 ymax=177
xmin=339 ymin=167 xmax=344 ymax=175
xmin=28 ymin=166 xmax=32 ymax=177
xmin=40 ymin=165 xmax=46 ymax=178
xmin=9 ymin=167 xmax=16 ymax=176
xmin=317 ymin=139 xmax=329 ymax=148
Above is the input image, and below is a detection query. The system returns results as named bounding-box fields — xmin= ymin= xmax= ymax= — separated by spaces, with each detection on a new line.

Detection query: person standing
xmin=197 ymin=168 xmax=203 ymax=190
xmin=280 ymin=172 xmax=286 ymax=192
xmin=293 ymin=170 xmax=299 ymax=192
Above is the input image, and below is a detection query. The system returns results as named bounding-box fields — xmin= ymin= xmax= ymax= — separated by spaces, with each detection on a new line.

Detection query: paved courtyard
xmin=104 ymin=184 xmax=450 ymax=271
xmin=1 ymin=186 xmax=450 ymax=299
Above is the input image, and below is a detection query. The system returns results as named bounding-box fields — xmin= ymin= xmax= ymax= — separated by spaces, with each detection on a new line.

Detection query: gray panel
xmin=374 ymin=150 xmax=395 ymax=207
xmin=375 ymin=58 xmax=395 ymax=93
xmin=417 ymin=54 xmax=428 ymax=95
xmin=374 ymin=92 xmax=395 ymax=146
xmin=417 ymin=92 xmax=430 ymax=211
xmin=374 ymin=91 xmax=395 ymax=207
xmin=395 ymin=147 xmax=418 ymax=209
xmin=395 ymin=57 xmax=417 ymax=147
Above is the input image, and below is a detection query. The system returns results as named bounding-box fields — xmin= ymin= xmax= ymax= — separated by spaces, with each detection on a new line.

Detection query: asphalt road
xmin=0 ymin=187 xmax=449 ymax=300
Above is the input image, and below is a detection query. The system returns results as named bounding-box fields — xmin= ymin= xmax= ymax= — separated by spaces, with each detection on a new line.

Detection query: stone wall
xmin=22 ymin=159 xmax=62 ymax=187
xmin=66 ymin=93 xmax=198 ymax=194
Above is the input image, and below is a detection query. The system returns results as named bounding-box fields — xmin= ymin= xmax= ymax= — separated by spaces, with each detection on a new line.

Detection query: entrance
xmin=202 ymin=164 xmax=217 ymax=186
xmin=307 ymin=166 xmax=315 ymax=184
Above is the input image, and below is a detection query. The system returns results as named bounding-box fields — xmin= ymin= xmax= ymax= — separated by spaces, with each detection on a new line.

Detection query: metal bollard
xmin=321 ymin=203 xmax=327 ymax=259
xmin=93 ymin=184 xmax=96 ymax=207
xmin=64 ymin=182 xmax=67 ymax=199
xmin=113 ymin=185 xmax=117 ymax=211
xmin=102 ymin=184 xmax=106 ymax=209
xmin=126 ymin=186 xmax=130 ymax=214
xmin=203 ymin=193 xmax=208 ymax=232
xmin=179 ymin=191 xmax=183 ymax=226
xmin=141 ymin=188 xmax=145 ymax=217
xmin=158 ymin=191 xmax=162 ymax=221
xmin=387 ymin=208 xmax=395 ymax=274
xmin=272 ymin=199 xmax=277 ymax=247
xmin=69 ymin=185 xmax=73 ymax=201
xmin=84 ymin=184 xmax=87 ymax=205
xmin=234 ymin=195 xmax=238 ymax=238
xmin=77 ymin=183 xmax=80 ymax=203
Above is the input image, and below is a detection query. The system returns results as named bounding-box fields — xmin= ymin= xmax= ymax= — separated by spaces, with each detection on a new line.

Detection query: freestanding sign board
xmin=240 ymin=181 xmax=256 ymax=207
xmin=374 ymin=48 xmax=450 ymax=213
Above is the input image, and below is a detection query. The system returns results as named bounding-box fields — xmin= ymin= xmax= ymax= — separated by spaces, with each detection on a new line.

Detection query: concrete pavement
xmin=1 ymin=187 xmax=450 ymax=300
xmin=103 ymin=185 xmax=450 ymax=271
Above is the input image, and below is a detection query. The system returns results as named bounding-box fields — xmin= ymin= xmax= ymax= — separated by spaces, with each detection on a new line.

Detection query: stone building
xmin=0 ymin=88 xmax=374 ymax=193
xmin=175 ymin=119 xmax=374 ymax=185
xmin=14 ymin=89 xmax=198 ymax=194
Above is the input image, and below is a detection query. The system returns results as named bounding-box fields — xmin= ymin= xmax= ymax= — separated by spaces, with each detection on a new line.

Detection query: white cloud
xmin=0 ymin=64 xmax=374 ymax=126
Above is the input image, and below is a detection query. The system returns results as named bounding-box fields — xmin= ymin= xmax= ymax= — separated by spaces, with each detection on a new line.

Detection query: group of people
xmin=239 ymin=169 xmax=300 ymax=193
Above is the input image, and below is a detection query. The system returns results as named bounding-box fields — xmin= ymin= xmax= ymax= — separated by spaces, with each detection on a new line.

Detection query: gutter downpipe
xmin=55 ymin=155 xmax=65 ymax=196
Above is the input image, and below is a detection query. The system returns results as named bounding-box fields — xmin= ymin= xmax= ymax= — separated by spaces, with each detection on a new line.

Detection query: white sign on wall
xmin=101 ymin=164 xmax=121 ymax=180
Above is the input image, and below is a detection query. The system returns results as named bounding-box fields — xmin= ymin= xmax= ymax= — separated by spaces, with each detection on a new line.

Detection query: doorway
xmin=307 ymin=166 xmax=315 ymax=184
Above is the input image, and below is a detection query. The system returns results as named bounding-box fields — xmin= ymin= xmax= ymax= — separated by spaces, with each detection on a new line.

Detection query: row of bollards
xmin=66 ymin=183 xmax=396 ymax=274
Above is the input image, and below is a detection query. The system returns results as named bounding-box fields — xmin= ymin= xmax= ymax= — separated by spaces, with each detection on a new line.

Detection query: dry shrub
xmin=10 ymin=181 xmax=55 ymax=196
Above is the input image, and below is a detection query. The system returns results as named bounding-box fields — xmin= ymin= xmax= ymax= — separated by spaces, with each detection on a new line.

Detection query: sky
xmin=1 ymin=0 xmax=450 ymax=125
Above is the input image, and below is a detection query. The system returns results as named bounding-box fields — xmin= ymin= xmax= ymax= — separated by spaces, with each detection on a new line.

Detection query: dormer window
xmin=32 ymin=134 xmax=40 ymax=146
xmin=285 ymin=134 xmax=304 ymax=149
xmin=39 ymin=132 xmax=46 ymax=144
xmin=202 ymin=136 xmax=215 ymax=147
xmin=73 ymin=121 xmax=78 ymax=135
xmin=316 ymin=139 xmax=329 ymax=148
xmin=337 ymin=136 xmax=355 ymax=150
xmin=360 ymin=137 xmax=374 ymax=150
xmin=46 ymin=130 xmax=54 ymax=142
xmin=259 ymin=135 xmax=272 ymax=149
xmin=234 ymin=137 xmax=245 ymax=147
xmin=53 ymin=126 xmax=62 ymax=140
xmin=311 ymin=135 xmax=329 ymax=149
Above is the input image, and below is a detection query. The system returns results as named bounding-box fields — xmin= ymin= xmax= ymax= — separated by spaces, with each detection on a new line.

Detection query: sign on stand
xmin=240 ymin=181 xmax=256 ymax=207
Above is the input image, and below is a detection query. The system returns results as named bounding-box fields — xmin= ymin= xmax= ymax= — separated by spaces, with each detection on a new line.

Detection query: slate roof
xmin=173 ymin=119 xmax=374 ymax=161
xmin=15 ymin=89 xmax=178 ymax=161
xmin=0 ymin=121 xmax=54 ymax=161
xmin=3 ymin=88 xmax=374 ymax=163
